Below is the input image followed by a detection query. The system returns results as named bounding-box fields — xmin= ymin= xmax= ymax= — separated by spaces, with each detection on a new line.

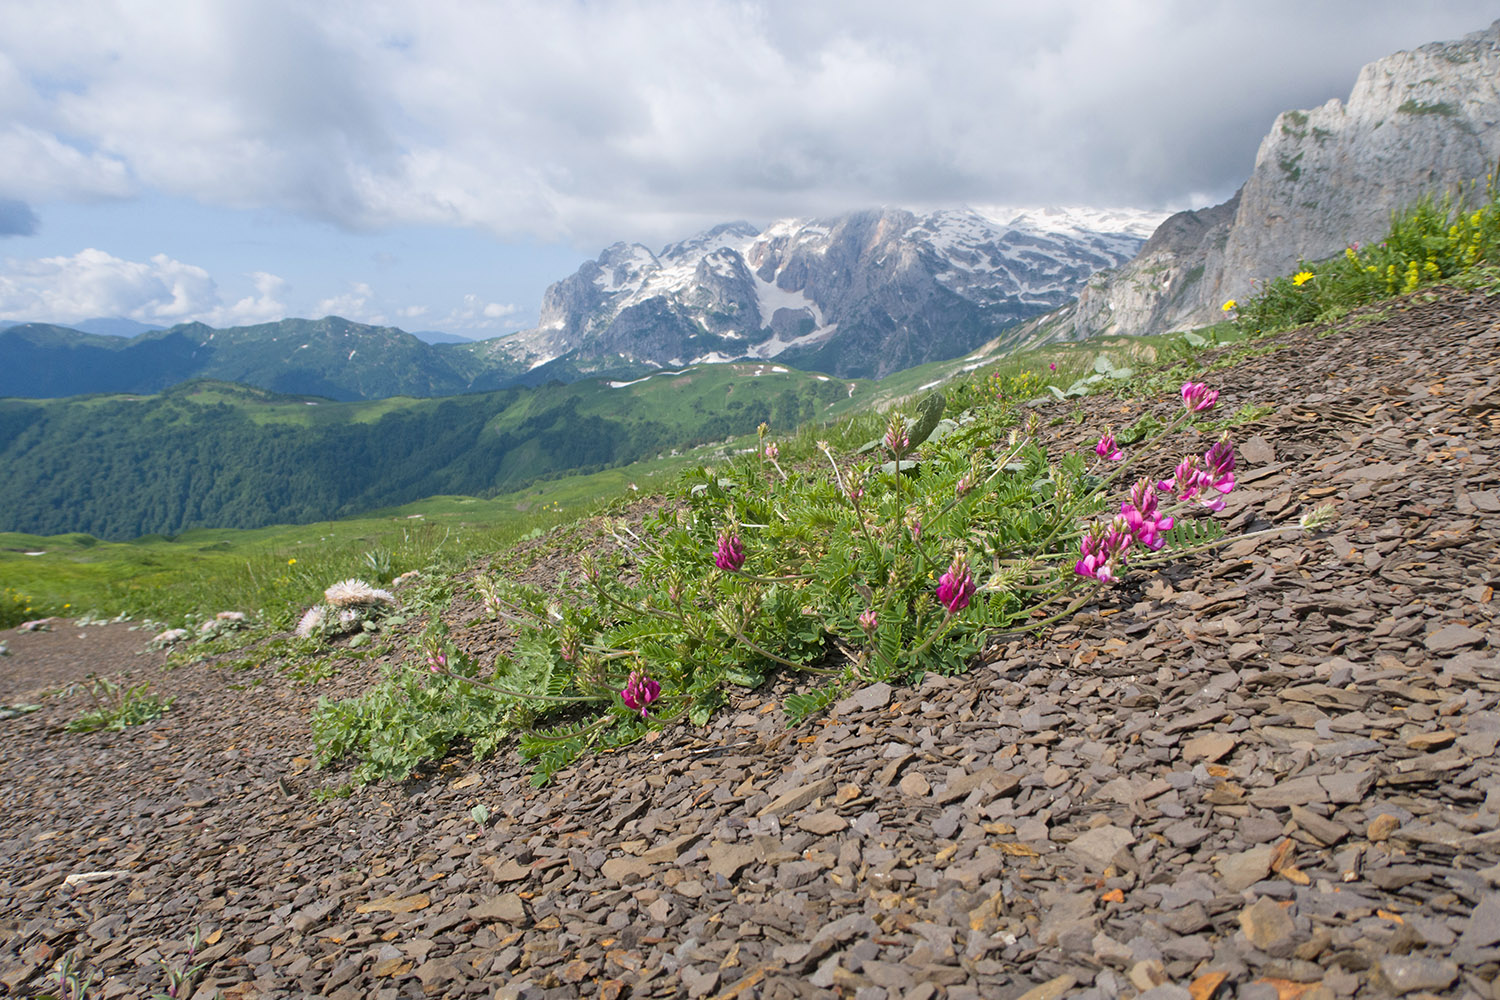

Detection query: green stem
xmin=436 ymin=666 xmax=601 ymax=704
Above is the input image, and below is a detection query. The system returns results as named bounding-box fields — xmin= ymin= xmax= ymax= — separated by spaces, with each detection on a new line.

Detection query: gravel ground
xmin=1 ymin=289 xmax=1498 ymax=1000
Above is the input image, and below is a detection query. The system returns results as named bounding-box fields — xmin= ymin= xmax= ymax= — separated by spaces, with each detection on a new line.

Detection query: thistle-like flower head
xmin=323 ymin=578 xmax=397 ymax=608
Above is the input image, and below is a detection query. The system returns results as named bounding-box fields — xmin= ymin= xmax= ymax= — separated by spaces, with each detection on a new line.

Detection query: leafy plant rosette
xmin=315 ymin=380 xmax=1329 ymax=786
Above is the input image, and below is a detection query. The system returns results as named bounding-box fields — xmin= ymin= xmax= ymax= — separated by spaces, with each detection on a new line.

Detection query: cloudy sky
xmin=0 ymin=1 xmax=1492 ymax=338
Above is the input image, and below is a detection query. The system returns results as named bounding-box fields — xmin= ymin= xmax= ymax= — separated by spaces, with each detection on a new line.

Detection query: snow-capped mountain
xmin=502 ymin=206 xmax=1163 ymax=379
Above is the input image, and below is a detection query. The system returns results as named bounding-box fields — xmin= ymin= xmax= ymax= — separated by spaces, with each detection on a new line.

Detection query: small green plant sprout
xmin=66 ymin=674 xmax=176 ymax=733
xmin=295 ymin=578 xmax=397 ymax=641
xmin=36 ymin=952 xmax=98 ymax=1000
xmin=152 ymin=927 xmax=221 ymax=1000
xmin=470 ymin=803 xmax=491 ymax=828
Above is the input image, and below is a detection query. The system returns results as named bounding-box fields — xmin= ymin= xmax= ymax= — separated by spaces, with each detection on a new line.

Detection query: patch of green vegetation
xmin=1278 ymin=151 xmax=1304 ymax=182
xmin=1227 ymin=172 xmax=1500 ymax=336
xmin=313 ymin=368 xmax=1268 ymax=786
xmin=1398 ymin=99 xmax=1459 ymax=117
xmin=1 ymin=365 xmax=857 ymax=540
xmin=65 ymin=675 xmax=175 ymax=732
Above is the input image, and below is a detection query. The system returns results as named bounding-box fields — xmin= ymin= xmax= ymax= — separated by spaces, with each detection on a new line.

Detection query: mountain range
xmin=488 ymin=206 xmax=1160 ymax=379
xmin=0 ymin=207 xmax=1156 ymax=400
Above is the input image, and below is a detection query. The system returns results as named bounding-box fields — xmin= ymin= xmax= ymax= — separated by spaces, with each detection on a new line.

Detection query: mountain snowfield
xmin=498 ymin=205 xmax=1167 ymax=379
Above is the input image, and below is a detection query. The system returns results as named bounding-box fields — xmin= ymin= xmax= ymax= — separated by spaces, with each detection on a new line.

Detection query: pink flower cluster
xmin=1181 ymin=382 xmax=1219 ymax=413
xmin=935 ymin=553 xmax=976 ymax=614
xmin=1158 ymin=439 xmax=1235 ymax=511
xmin=714 ymin=532 xmax=745 ymax=571
xmin=621 ymin=671 xmax=662 ymax=719
xmin=1095 ymin=430 xmax=1123 ymax=462
xmin=1074 ymin=518 xmax=1133 ymax=584
xmin=1120 ymin=479 xmax=1174 ymax=551
xmin=1075 ymin=421 xmax=1237 ymax=584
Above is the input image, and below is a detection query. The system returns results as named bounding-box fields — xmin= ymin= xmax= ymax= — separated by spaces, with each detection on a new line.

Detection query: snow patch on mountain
xmin=500 ymin=205 xmax=1160 ymax=378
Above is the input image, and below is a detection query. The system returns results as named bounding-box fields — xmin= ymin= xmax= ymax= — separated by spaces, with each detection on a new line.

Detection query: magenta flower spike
xmin=1204 ymin=439 xmax=1236 ymax=494
xmin=1074 ymin=530 xmax=1114 ymax=584
xmin=858 ymin=609 xmax=879 ymax=633
xmin=1095 ymin=430 xmax=1123 ymax=462
xmin=714 ymin=531 xmax=745 ymax=572
xmin=935 ymin=553 xmax=976 ymax=614
xmin=1049 ymin=362 xmax=1057 ymax=371
xmin=1120 ymin=479 xmax=1173 ymax=551
xmin=1180 ymin=382 xmax=1219 ymax=413
xmin=427 ymin=651 xmax=447 ymax=674
xmin=621 ymin=671 xmax=662 ymax=719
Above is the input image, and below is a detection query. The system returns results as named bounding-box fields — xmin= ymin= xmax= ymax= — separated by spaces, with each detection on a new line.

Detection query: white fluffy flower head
xmin=323 ymin=579 xmax=397 ymax=608
xmin=295 ymin=606 xmax=326 ymax=637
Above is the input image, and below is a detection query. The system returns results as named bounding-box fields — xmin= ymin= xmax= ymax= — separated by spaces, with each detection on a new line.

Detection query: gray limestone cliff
xmin=1028 ymin=19 xmax=1500 ymax=344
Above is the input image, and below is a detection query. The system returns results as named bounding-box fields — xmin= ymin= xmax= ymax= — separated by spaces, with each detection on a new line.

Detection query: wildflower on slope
xmin=324 ymin=578 xmax=397 ymax=608
xmin=621 ymin=671 xmax=662 ymax=719
xmin=714 ymin=531 xmax=745 ymax=572
xmin=884 ymin=414 xmax=910 ymax=459
xmin=858 ymin=609 xmax=879 ymax=633
xmin=1075 ymin=518 xmax=1133 ymax=584
xmin=1292 ymin=271 xmax=1314 ymax=286
xmin=295 ymin=607 xmax=325 ymax=637
xmin=1049 ymin=362 xmax=1057 ymax=371
xmin=1120 ymin=479 xmax=1173 ymax=551
xmin=1180 ymin=382 xmax=1219 ymax=413
xmin=1095 ymin=429 xmax=1123 ymax=462
xmin=1221 ymin=299 xmax=1237 ymax=313
xmin=1203 ymin=438 xmax=1236 ymax=495
xmin=935 ymin=553 xmax=976 ymax=615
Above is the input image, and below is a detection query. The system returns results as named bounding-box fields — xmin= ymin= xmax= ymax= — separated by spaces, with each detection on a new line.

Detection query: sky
xmin=0 ymin=1 xmax=1494 ymax=339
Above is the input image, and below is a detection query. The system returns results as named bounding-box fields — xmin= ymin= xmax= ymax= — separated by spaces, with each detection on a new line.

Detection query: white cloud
xmin=204 ymin=271 xmax=288 ymax=327
xmin=440 ymin=293 xmax=523 ymax=331
xmin=0 ymin=1 xmax=1494 ymax=244
xmin=314 ymin=281 xmax=387 ymax=325
xmin=0 ymin=248 xmax=288 ymax=327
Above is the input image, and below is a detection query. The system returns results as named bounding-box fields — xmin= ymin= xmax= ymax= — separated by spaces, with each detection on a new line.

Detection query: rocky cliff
xmin=499 ymin=208 xmax=1159 ymax=379
xmin=1026 ymin=19 xmax=1500 ymax=344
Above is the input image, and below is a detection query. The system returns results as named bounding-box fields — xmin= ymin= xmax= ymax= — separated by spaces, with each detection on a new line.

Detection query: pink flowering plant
xmin=316 ymin=369 xmax=1328 ymax=786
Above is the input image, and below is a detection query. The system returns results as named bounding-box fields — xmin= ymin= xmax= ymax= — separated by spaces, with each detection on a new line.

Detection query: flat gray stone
xmin=1067 ymin=825 xmax=1135 ymax=873
xmin=1218 ymin=845 xmax=1275 ymax=892
xmin=1378 ymin=955 xmax=1458 ymax=994
xmin=757 ymin=777 xmax=835 ymax=818
xmin=1455 ymin=891 xmax=1500 ymax=963
xmin=1239 ymin=896 xmax=1295 ymax=955
xmin=468 ymin=893 xmax=526 ymax=924
xmin=1248 ymin=773 xmax=1327 ymax=809
xmin=1425 ymin=624 xmax=1485 ymax=652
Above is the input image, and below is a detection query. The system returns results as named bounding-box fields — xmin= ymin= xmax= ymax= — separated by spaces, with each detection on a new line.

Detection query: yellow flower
xmin=288 ymin=558 xmax=297 ymax=565
xmin=1292 ymin=271 xmax=1313 ymax=286
xmin=1221 ymin=299 xmax=1237 ymax=313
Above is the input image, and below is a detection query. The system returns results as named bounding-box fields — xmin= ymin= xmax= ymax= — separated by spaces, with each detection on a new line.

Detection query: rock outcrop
xmin=1028 ymin=19 xmax=1500 ymax=344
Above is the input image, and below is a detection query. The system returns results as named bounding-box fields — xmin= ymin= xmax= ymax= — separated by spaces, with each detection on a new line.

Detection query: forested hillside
xmin=0 ymin=368 xmax=853 ymax=538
